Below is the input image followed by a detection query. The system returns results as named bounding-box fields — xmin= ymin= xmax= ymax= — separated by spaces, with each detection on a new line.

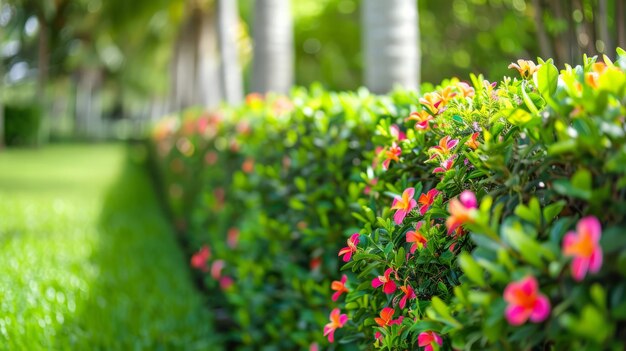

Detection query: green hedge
xmin=149 ymin=50 xmax=626 ymax=350
xmin=4 ymin=103 xmax=42 ymax=146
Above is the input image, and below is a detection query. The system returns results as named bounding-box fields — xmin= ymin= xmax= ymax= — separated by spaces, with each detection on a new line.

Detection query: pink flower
xmin=406 ymin=221 xmax=427 ymax=254
xmin=390 ymin=124 xmax=407 ymax=141
xmin=309 ymin=342 xmax=319 ymax=351
xmin=375 ymin=307 xmax=403 ymax=327
xmin=504 ymin=276 xmax=551 ymax=326
xmin=445 ymin=190 xmax=478 ymax=234
xmin=432 ymin=156 xmax=456 ymax=174
xmin=323 ymin=308 xmax=348 ymax=343
xmin=391 ymin=187 xmax=418 ymax=224
xmin=190 ymin=246 xmax=211 ymax=272
xmin=338 ymin=233 xmax=360 ymax=262
xmin=372 ymin=268 xmax=397 ymax=294
xmin=382 ymin=143 xmax=402 ymax=170
xmin=398 ymin=285 xmax=416 ymax=309
xmin=211 ymin=259 xmax=225 ymax=279
xmin=227 ymin=227 xmax=239 ymax=249
xmin=418 ymin=189 xmax=439 ymax=215
xmin=418 ymin=331 xmax=443 ymax=351
xmin=456 ymin=82 xmax=475 ymax=98
xmin=331 ymin=275 xmax=349 ymax=301
xmin=562 ymin=216 xmax=603 ymax=281
xmin=429 ymin=136 xmax=459 ymax=160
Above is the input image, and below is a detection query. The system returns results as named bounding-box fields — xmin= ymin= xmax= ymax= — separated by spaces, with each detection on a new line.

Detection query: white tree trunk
xmin=362 ymin=0 xmax=420 ymax=94
xmin=251 ymin=0 xmax=294 ymax=94
xmin=74 ymin=68 xmax=102 ymax=139
xmin=217 ymin=0 xmax=243 ymax=105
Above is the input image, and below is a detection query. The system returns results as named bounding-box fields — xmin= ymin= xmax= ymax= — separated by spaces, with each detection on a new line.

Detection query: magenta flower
xmin=391 ymin=187 xmax=417 ymax=224
xmin=418 ymin=331 xmax=443 ymax=351
xmin=390 ymin=124 xmax=407 ymax=141
xmin=504 ymin=276 xmax=551 ymax=326
xmin=562 ymin=216 xmax=603 ymax=281
xmin=338 ymin=233 xmax=360 ymax=262
xmin=372 ymin=268 xmax=397 ymax=294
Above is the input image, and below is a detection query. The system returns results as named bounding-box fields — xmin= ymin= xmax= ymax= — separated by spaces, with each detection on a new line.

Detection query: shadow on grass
xmin=68 ymin=144 xmax=222 ymax=350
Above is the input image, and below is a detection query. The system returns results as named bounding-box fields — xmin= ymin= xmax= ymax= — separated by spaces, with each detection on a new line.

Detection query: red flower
xmin=372 ymin=268 xmax=397 ymax=294
xmin=432 ymin=155 xmax=456 ymax=174
xmin=227 ymin=227 xmax=239 ymax=249
xmin=338 ymin=233 xmax=360 ymax=262
xmin=390 ymin=124 xmax=407 ymax=141
xmin=190 ymin=246 xmax=211 ymax=272
xmin=398 ymin=285 xmax=416 ymax=309
xmin=323 ymin=308 xmax=348 ymax=343
xmin=418 ymin=189 xmax=439 ymax=216
xmin=331 ymin=275 xmax=349 ymax=301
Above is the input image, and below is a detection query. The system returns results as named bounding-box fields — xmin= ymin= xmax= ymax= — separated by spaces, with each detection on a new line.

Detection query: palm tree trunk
xmin=617 ymin=0 xmax=626 ymax=51
xmin=362 ymin=0 xmax=420 ymax=94
xmin=217 ymin=0 xmax=243 ymax=105
xmin=170 ymin=4 xmax=222 ymax=111
xmin=251 ymin=0 xmax=294 ymax=94
xmin=532 ymin=0 xmax=555 ymax=60
xmin=597 ymin=0 xmax=611 ymax=55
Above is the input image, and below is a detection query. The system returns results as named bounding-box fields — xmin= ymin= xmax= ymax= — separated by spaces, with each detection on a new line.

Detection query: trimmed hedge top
xmin=150 ymin=49 xmax=626 ymax=350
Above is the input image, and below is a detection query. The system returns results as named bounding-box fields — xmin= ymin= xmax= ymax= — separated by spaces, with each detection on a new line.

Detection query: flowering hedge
xmin=149 ymin=50 xmax=626 ymax=350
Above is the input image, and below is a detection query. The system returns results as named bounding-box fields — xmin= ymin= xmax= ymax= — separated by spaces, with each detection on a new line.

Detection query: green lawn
xmin=0 ymin=144 xmax=220 ymax=350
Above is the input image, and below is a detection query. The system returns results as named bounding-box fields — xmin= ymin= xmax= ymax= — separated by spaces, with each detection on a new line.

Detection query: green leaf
xmin=536 ymin=60 xmax=559 ymax=99
xmin=542 ymin=200 xmax=566 ymax=224
xmin=395 ymin=247 xmax=406 ymax=267
xmin=458 ymin=252 xmax=485 ymax=287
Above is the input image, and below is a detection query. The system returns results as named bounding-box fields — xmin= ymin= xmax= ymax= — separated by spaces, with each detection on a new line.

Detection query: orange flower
xmin=419 ymin=92 xmax=443 ymax=115
xmin=406 ymin=221 xmax=427 ymax=254
xmin=383 ymin=142 xmax=402 ymax=170
xmin=418 ymin=189 xmax=440 ymax=215
xmin=508 ymin=59 xmax=540 ymax=79
xmin=331 ymin=275 xmax=349 ymax=301
xmin=466 ymin=132 xmax=480 ymax=150
xmin=375 ymin=307 xmax=403 ymax=327
xmin=445 ymin=191 xmax=478 ymax=234
xmin=439 ymin=86 xmax=457 ymax=104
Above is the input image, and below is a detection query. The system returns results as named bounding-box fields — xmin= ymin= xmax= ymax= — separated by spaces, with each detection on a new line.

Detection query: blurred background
xmin=0 ymin=0 xmax=624 ymax=146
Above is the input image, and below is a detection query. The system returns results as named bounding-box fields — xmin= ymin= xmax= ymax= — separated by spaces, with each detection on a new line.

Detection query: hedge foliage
xmin=149 ymin=49 xmax=626 ymax=350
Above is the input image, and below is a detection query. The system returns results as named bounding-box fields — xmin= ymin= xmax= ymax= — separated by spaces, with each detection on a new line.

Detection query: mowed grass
xmin=0 ymin=144 xmax=220 ymax=350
